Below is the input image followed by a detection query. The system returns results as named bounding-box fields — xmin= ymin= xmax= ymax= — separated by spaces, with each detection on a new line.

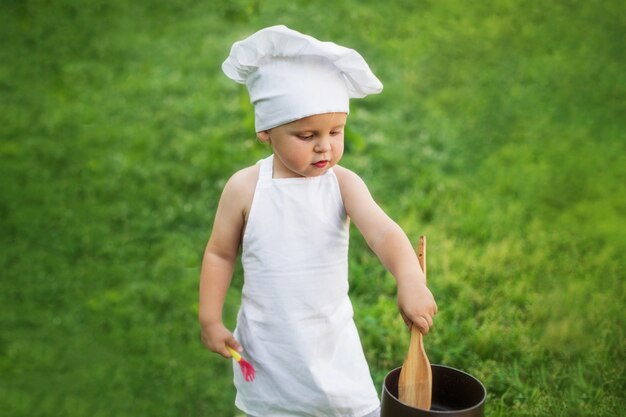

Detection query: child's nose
xmin=314 ymin=136 xmax=331 ymax=152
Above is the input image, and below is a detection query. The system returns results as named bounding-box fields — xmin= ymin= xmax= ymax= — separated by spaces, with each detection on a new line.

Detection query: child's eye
xmin=330 ymin=130 xmax=343 ymax=136
xmin=297 ymin=134 xmax=314 ymax=140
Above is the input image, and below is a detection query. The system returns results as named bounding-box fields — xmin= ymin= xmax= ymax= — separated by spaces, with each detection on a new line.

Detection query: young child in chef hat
xmin=199 ymin=25 xmax=437 ymax=417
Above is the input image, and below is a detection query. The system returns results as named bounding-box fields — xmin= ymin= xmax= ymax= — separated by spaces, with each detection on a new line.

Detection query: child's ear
xmin=256 ymin=131 xmax=271 ymax=143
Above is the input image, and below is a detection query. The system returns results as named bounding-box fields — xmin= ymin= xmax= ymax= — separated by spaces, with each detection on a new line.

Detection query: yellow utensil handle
xmin=226 ymin=346 xmax=242 ymax=362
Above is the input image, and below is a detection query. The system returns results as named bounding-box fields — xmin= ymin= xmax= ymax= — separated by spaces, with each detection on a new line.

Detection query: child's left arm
xmin=335 ymin=166 xmax=437 ymax=334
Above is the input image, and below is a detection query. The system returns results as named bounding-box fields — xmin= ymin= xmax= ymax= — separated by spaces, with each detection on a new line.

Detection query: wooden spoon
xmin=398 ymin=235 xmax=432 ymax=409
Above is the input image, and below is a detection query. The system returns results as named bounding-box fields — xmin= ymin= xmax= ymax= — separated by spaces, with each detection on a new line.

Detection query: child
xmin=199 ymin=25 xmax=437 ymax=417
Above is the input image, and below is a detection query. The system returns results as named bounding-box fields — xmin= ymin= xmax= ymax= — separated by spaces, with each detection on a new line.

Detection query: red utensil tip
xmin=227 ymin=346 xmax=255 ymax=382
xmin=238 ymin=357 xmax=256 ymax=382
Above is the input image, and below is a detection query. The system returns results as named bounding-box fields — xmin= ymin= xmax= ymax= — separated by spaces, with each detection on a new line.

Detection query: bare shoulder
xmin=333 ymin=165 xmax=370 ymax=193
xmin=333 ymin=165 xmax=373 ymax=212
xmin=333 ymin=165 xmax=394 ymax=244
xmin=222 ymin=163 xmax=260 ymax=207
xmin=208 ymin=164 xmax=260 ymax=255
xmin=225 ymin=164 xmax=260 ymax=192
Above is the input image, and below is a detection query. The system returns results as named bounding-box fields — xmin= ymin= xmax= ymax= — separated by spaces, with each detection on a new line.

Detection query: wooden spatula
xmin=398 ymin=235 xmax=432 ymax=409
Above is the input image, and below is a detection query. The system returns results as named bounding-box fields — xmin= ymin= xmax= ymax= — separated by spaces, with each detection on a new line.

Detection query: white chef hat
xmin=222 ymin=25 xmax=383 ymax=131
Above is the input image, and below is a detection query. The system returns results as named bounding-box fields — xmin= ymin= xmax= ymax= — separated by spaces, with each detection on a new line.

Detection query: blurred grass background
xmin=1 ymin=0 xmax=624 ymax=416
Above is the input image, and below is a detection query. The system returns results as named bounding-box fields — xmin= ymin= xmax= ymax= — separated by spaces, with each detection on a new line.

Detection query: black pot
xmin=380 ymin=365 xmax=486 ymax=417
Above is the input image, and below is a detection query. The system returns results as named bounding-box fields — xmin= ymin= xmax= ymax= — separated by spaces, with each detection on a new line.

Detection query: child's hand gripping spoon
xmin=226 ymin=346 xmax=256 ymax=382
xmin=398 ymin=235 xmax=432 ymax=409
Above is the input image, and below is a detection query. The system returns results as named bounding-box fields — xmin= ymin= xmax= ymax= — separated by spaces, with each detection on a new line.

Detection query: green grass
xmin=1 ymin=0 xmax=624 ymax=416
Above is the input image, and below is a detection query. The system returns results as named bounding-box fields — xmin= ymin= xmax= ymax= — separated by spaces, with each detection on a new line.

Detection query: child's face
xmin=257 ymin=112 xmax=347 ymax=178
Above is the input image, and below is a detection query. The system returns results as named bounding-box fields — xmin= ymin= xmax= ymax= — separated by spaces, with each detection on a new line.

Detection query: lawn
xmin=1 ymin=1 xmax=624 ymax=416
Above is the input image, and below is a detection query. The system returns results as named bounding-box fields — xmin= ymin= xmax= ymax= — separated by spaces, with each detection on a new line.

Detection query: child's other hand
xmin=397 ymin=280 xmax=437 ymax=334
xmin=200 ymin=322 xmax=242 ymax=358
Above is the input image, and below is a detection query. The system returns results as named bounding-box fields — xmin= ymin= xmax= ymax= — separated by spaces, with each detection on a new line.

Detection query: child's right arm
xmin=198 ymin=166 xmax=258 ymax=358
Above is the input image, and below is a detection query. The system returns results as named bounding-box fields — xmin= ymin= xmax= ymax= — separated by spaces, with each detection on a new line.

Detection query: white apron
xmin=234 ymin=155 xmax=380 ymax=417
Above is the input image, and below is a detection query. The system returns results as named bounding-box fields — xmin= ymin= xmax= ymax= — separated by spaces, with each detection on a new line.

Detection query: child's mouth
xmin=313 ymin=160 xmax=329 ymax=168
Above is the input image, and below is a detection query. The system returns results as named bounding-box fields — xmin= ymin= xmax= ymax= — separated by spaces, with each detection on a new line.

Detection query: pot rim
xmin=383 ymin=364 xmax=487 ymax=414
